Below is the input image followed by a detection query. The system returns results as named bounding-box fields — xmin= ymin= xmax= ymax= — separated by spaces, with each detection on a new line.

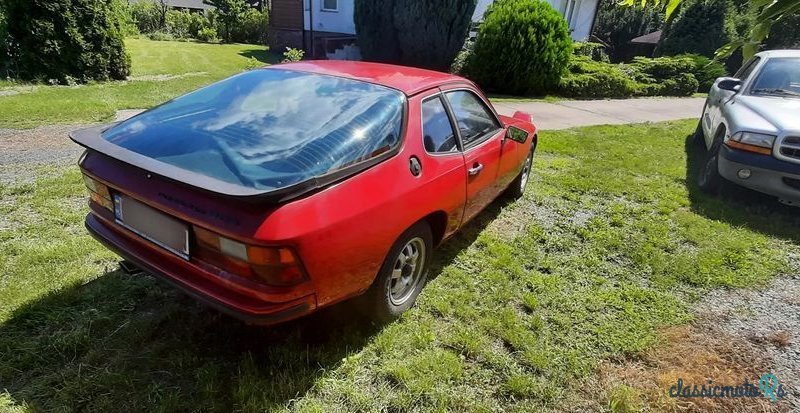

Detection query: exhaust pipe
xmin=119 ymin=260 xmax=144 ymax=275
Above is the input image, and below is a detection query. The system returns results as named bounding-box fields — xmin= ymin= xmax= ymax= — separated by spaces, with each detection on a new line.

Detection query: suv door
xmin=706 ymin=57 xmax=760 ymax=142
xmin=442 ymin=88 xmax=506 ymax=223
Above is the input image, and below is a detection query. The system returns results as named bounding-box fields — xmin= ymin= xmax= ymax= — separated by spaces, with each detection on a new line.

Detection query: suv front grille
xmin=780 ymin=136 xmax=800 ymax=161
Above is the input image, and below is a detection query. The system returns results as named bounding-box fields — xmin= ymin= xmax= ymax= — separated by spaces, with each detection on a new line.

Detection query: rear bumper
xmin=85 ymin=213 xmax=316 ymax=325
xmin=719 ymin=145 xmax=800 ymax=205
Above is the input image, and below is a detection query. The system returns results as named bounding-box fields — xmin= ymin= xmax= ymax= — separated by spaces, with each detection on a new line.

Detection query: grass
xmin=1 ymin=120 xmax=799 ymax=412
xmin=0 ymin=39 xmax=281 ymax=129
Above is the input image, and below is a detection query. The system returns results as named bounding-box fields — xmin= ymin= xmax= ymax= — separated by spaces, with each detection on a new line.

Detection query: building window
xmin=322 ymin=0 xmax=338 ymax=11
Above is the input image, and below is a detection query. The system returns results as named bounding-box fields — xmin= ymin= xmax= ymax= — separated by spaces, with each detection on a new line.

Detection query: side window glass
xmin=445 ymin=90 xmax=501 ymax=148
xmin=421 ymin=96 xmax=458 ymax=153
xmin=735 ymin=57 xmax=760 ymax=81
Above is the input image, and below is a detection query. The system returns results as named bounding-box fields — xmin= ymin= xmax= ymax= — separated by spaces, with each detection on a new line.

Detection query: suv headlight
xmin=726 ymin=132 xmax=776 ymax=154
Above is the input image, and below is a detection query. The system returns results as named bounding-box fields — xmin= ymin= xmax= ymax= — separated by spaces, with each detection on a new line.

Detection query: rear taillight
xmin=83 ymin=174 xmax=113 ymax=211
xmin=193 ymin=227 xmax=308 ymax=287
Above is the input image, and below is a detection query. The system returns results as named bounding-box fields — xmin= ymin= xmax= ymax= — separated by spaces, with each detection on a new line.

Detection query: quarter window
xmin=444 ymin=90 xmax=501 ymax=148
xmin=421 ymin=96 xmax=458 ymax=153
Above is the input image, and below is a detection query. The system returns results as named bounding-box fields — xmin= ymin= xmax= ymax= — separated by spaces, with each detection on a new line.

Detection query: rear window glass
xmin=102 ymin=69 xmax=405 ymax=191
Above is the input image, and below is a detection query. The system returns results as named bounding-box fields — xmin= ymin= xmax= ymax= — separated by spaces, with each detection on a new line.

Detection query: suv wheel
xmin=698 ymin=139 xmax=724 ymax=194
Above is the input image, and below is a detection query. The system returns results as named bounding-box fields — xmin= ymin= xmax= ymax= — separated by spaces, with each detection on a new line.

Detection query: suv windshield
xmin=750 ymin=58 xmax=800 ymax=98
xmin=103 ymin=69 xmax=405 ymax=191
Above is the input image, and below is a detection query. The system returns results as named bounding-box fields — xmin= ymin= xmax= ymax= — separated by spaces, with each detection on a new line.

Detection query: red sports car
xmin=71 ymin=61 xmax=538 ymax=325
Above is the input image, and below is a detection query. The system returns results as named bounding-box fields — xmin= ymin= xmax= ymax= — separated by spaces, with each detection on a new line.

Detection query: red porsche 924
xmin=71 ymin=61 xmax=538 ymax=325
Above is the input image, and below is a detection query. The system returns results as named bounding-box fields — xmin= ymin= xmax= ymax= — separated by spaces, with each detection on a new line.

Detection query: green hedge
xmin=657 ymin=0 xmax=736 ymax=58
xmin=1 ymin=0 xmax=130 ymax=83
xmin=677 ymin=53 xmax=727 ymax=91
xmin=465 ymin=0 xmax=572 ymax=95
xmin=558 ymin=54 xmax=700 ymax=98
xmin=559 ymin=56 xmax=638 ymax=98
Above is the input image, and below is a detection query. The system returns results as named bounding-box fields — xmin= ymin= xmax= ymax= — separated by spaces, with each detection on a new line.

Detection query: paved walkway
xmin=492 ymin=97 xmax=706 ymax=130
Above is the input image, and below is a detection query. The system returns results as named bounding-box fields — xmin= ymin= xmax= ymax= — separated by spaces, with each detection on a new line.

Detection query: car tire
xmin=698 ymin=139 xmax=724 ymax=194
xmin=506 ymin=147 xmax=535 ymax=199
xmin=360 ymin=221 xmax=433 ymax=323
xmin=693 ymin=102 xmax=708 ymax=145
xmin=693 ymin=119 xmax=705 ymax=146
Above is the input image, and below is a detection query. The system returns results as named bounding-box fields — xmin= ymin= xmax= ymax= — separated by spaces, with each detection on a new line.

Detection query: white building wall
xmin=303 ymin=0 xmax=356 ymax=35
xmin=472 ymin=0 xmax=597 ymax=41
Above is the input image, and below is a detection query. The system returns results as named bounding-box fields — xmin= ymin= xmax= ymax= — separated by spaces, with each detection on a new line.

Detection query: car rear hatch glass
xmin=75 ymin=68 xmax=405 ymax=200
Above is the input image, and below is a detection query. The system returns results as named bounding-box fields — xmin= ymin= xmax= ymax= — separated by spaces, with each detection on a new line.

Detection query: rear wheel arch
xmin=422 ymin=211 xmax=448 ymax=247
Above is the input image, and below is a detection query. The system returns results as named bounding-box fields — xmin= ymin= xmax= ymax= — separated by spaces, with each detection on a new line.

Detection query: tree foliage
xmin=353 ymin=0 xmax=477 ymax=70
xmin=0 ymin=0 xmax=131 ymax=83
xmin=592 ymin=0 xmax=663 ymax=62
xmin=464 ymin=0 xmax=572 ymax=95
xmin=203 ymin=0 xmax=247 ymax=43
xmin=625 ymin=0 xmax=800 ymax=61
xmin=657 ymin=0 xmax=736 ymax=57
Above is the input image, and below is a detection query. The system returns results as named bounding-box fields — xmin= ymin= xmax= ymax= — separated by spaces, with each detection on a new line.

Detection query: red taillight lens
xmin=193 ymin=227 xmax=308 ymax=287
xmin=83 ymin=174 xmax=112 ymax=211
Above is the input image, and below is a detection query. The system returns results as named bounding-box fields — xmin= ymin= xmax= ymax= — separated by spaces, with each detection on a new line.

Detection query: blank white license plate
xmin=113 ymin=194 xmax=189 ymax=260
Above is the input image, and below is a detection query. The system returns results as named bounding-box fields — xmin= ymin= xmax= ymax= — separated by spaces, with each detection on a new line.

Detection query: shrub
xmin=677 ymin=53 xmax=727 ymax=91
xmin=465 ymin=0 xmax=572 ymax=95
xmin=657 ymin=0 xmax=736 ymax=58
xmin=166 ymin=10 xmax=209 ymax=39
xmin=1 ymin=0 xmax=131 ymax=83
xmin=354 ymin=0 xmax=476 ymax=70
xmin=450 ymin=40 xmax=474 ymax=75
xmin=559 ymin=56 xmax=638 ymax=98
xmin=228 ymin=8 xmax=268 ymax=44
xmin=572 ymin=42 xmax=609 ymax=63
xmin=282 ymin=47 xmax=304 ymax=63
xmin=559 ymin=53 xmax=700 ymax=98
xmin=196 ymin=27 xmax=219 ymax=43
xmin=205 ymin=0 xmax=248 ymax=43
xmin=130 ymin=0 xmax=168 ymax=34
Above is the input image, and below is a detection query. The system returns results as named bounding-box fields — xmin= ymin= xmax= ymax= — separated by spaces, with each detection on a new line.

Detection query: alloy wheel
xmin=388 ymin=237 xmax=426 ymax=306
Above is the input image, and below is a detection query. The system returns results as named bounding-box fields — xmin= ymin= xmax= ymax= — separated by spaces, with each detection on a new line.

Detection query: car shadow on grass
xmin=684 ymin=134 xmax=800 ymax=244
xmin=0 ymin=198 xmax=506 ymax=411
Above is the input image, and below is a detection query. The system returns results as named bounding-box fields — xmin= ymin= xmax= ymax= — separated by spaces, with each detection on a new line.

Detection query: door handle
xmin=468 ymin=163 xmax=484 ymax=176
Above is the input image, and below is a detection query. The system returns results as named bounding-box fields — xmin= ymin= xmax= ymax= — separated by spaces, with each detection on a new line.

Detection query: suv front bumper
xmin=718 ymin=145 xmax=800 ymax=206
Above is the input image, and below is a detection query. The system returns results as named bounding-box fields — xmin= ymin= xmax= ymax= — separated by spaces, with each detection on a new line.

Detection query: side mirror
xmin=717 ymin=77 xmax=742 ymax=92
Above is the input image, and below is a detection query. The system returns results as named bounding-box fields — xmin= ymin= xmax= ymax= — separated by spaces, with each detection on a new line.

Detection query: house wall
xmin=303 ymin=0 xmax=356 ymax=35
xmin=472 ymin=0 xmax=597 ymax=41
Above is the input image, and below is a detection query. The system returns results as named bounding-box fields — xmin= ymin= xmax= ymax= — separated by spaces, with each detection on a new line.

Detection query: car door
xmin=442 ymin=88 xmax=506 ymax=224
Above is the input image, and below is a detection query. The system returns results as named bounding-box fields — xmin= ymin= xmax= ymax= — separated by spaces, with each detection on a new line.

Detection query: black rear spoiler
xmin=69 ymin=124 xmax=398 ymax=205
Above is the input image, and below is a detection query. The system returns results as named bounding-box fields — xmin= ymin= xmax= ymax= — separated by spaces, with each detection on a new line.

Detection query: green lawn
xmin=1 ymin=120 xmax=798 ymax=412
xmin=0 ymin=39 xmax=280 ymax=129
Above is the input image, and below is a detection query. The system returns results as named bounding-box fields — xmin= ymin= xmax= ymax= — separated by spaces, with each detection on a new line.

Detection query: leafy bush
xmin=450 ymin=40 xmax=474 ymax=75
xmin=228 ymin=8 xmax=268 ymax=44
xmin=657 ymin=0 xmax=736 ymax=58
xmin=130 ymin=0 xmax=167 ymax=34
xmin=677 ymin=53 xmax=727 ymax=91
xmin=282 ymin=47 xmax=304 ymax=63
xmin=572 ymin=42 xmax=609 ymax=63
xmin=464 ymin=0 xmax=572 ymax=95
xmin=628 ymin=56 xmax=695 ymax=81
xmin=166 ymin=10 xmax=209 ymax=39
xmin=196 ymin=27 xmax=219 ymax=43
xmin=559 ymin=56 xmax=638 ymax=98
xmin=765 ymin=12 xmax=800 ymax=49
xmin=1 ymin=0 xmax=131 ymax=83
xmin=354 ymin=0 xmax=476 ymax=70
xmin=559 ymin=54 xmax=700 ymax=98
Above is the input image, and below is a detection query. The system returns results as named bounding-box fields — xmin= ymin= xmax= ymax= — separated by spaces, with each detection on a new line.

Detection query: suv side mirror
xmin=717 ymin=78 xmax=742 ymax=92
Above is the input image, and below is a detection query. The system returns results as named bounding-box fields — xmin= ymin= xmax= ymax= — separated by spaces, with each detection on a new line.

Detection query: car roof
xmin=271 ymin=60 xmax=469 ymax=96
xmin=755 ymin=49 xmax=800 ymax=59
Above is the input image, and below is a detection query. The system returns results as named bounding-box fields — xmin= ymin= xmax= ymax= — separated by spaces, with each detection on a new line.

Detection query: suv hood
xmin=736 ymin=95 xmax=800 ymax=131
